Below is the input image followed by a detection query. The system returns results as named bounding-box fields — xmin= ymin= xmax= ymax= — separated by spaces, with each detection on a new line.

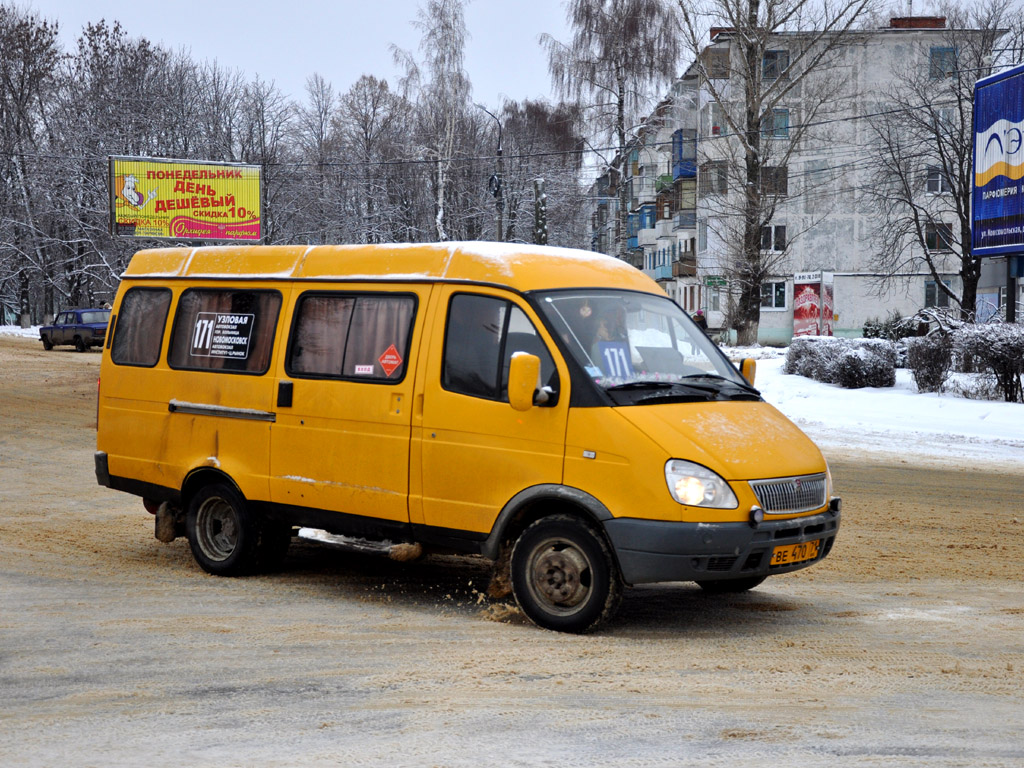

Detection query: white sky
xmin=30 ymin=0 xmax=572 ymax=108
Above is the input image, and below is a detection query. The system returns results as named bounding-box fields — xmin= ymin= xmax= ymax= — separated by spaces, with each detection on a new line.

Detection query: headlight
xmin=665 ymin=459 xmax=738 ymax=508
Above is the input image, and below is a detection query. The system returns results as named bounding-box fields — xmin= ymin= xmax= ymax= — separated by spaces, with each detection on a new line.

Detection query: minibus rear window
xmin=168 ymin=289 xmax=282 ymax=374
xmin=110 ymin=288 xmax=172 ymax=367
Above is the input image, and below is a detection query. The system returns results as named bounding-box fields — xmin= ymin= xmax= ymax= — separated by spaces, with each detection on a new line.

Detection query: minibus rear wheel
xmin=186 ymin=482 xmax=287 ymax=576
xmin=510 ymin=514 xmax=622 ymax=633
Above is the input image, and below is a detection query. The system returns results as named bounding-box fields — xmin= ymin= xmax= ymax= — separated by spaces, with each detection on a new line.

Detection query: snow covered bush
xmin=905 ymin=333 xmax=952 ymax=393
xmin=784 ymin=337 xmax=896 ymax=388
xmin=952 ymin=324 xmax=1024 ymax=403
xmin=863 ymin=311 xmax=921 ymax=341
xmin=832 ymin=345 xmax=897 ymax=389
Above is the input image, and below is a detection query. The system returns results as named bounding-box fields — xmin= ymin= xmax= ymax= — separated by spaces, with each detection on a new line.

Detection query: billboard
xmin=109 ymin=156 xmax=261 ymax=242
xmin=972 ymin=63 xmax=1024 ymax=256
xmin=793 ymin=271 xmax=834 ymax=337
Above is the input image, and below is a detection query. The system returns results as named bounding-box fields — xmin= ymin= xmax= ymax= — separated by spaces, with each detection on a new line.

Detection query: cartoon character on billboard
xmin=116 ymin=174 xmax=157 ymax=210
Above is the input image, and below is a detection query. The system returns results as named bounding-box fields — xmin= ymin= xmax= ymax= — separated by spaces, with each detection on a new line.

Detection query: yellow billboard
xmin=109 ymin=156 xmax=261 ymax=242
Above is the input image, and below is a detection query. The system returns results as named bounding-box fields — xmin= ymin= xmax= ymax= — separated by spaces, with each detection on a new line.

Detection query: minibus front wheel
xmin=186 ymin=482 xmax=290 ymax=576
xmin=510 ymin=514 xmax=622 ymax=633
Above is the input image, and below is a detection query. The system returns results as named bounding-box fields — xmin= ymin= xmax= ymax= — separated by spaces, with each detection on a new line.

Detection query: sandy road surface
xmin=1 ymin=333 xmax=1022 ymax=767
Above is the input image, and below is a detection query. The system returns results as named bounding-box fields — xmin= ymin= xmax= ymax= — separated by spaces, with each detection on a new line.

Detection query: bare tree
xmin=394 ymin=0 xmax=477 ymax=242
xmin=499 ymin=100 xmax=587 ymax=246
xmin=864 ymin=0 xmax=1023 ymax=321
xmin=679 ymin=0 xmax=875 ymax=344
xmin=543 ymin=0 xmax=682 ymax=259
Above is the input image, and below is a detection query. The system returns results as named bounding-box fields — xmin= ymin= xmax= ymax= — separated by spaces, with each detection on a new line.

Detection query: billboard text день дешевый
xmin=109 ymin=156 xmax=261 ymax=242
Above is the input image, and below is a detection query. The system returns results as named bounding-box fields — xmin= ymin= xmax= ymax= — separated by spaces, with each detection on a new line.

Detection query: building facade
xmin=586 ymin=15 xmax=1020 ymax=343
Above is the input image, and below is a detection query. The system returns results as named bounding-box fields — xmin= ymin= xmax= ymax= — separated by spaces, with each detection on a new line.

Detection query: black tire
xmin=696 ymin=576 xmax=767 ymax=594
xmin=510 ymin=514 xmax=622 ymax=633
xmin=74 ymin=336 xmax=86 ymax=352
xmin=41 ymin=336 xmax=53 ymax=350
xmin=185 ymin=482 xmax=289 ymax=576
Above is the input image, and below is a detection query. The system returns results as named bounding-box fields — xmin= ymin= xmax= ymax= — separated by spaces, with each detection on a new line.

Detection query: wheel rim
xmin=196 ymin=496 xmax=239 ymax=561
xmin=525 ymin=536 xmax=594 ymax=616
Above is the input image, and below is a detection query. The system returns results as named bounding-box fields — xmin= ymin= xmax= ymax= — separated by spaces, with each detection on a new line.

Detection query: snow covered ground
xmin=727 ymin=346 xmax=1024 ymax=471
xmin=4 ymin=324 xmax=1021 ymax=470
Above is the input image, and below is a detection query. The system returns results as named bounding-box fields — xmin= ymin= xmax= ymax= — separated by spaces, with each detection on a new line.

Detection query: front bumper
xmin=604 ymin=504 xmax=840 ymax=585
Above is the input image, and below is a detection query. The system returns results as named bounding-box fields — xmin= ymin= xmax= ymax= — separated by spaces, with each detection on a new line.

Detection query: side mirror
xmin=508 ymin=353 xmax=540 ymax=411
xmin=739 ymin=358 xmax=756 ymax=386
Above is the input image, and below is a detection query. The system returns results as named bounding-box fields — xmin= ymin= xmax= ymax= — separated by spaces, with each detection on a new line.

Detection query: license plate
xmin=771 ymin=539 xmax=820 ymax=566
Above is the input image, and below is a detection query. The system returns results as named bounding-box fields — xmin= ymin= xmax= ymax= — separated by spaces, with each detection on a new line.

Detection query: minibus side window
xmin=110 ymin=287 xmax=172 ymax=367
xmin=167 ymin=289 xmax=281 ymax=374
xmin=443 ymin=294 xmax=558 ymax=404
xmin=443 ymin=294 xmax=507 ymax=399
xmin=287 ymin=292 xmax=416 ymax=382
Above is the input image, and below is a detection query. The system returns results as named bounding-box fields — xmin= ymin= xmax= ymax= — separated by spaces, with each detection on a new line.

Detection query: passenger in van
xmin=589 ymin=304 xmax=631 ymax=377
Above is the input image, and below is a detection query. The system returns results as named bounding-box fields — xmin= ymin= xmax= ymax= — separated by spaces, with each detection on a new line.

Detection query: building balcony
xmin=673 ymin=256 xmax=697 ymax=277
xmin=674 ymin=210 xmax=696 ymax=230
xmin=673 ymin=160 xmax=697 ymax=180
xmin=644 ymin=264 xmax=674 ymax=281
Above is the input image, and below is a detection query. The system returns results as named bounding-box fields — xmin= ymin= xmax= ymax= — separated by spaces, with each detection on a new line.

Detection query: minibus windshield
xmin=535 ymin=289 xmax=756 ymax=402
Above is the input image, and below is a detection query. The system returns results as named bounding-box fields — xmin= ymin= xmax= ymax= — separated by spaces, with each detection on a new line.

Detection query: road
xmin=1 ymin=333 xmax=1022 ymax=767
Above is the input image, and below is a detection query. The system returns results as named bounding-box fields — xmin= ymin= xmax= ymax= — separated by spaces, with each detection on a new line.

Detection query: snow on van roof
xmin=124 ymin=241 xmax=655 ymax=294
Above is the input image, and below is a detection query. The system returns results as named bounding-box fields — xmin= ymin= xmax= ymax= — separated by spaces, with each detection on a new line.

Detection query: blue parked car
xmin=40 ymin=308 xmax=110 ymax=352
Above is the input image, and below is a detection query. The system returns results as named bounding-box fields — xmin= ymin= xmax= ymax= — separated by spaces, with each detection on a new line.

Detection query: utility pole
xmin=475 ymin=103 xmax=504 ymax=241
xmin=533 ymin=178 xmax=548 ymax=245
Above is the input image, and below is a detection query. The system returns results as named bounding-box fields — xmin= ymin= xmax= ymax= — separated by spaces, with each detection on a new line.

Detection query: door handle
xmin=277 ymin=381 xmax=293 ymax=408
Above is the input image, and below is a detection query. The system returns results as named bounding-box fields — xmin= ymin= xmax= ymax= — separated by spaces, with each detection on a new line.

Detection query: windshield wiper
xmin=681 ymin=373 xmax=760 ymax=395
xmin=604 ymin=381 xmax=676 ymax=391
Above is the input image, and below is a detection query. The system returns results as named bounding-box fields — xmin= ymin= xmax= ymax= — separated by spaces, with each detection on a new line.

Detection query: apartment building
xmin=588 ymin=15 xmax=1017 ymax=343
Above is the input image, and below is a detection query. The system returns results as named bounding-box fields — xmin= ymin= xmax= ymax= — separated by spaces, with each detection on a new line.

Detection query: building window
xmin=702 ymin=47 xmax=729 ymax=79
xmin=698 ymin=161 xmax=728 ymax=195
xmin=926 ymin=166 xmax=951 ymax=194
xmin=762 ymin=166 xmax=788 ymax=196
xmin=760 ymin=225 xmax=787 ymax=252
xmin=708 ymin=286 xmax=722 ymax=312
xmin=760 ymin=281 xmax=787 ymax=310
xmin=925 ymin=279 xmax=952 ymax=308
xmin=697 ymin=219 xmax=708 ymax=252
xmin=761 ymin=108 xmax=790 ymax=138
xmin=925 ymin=222 xmax=953 ymax=251
xmin=703 ymin=102 xmax=726 ymax=137
xmin=929 ymin=47 xmax=957 ymax=79
xmin=763 ymin=49 xmax=790 ymax=80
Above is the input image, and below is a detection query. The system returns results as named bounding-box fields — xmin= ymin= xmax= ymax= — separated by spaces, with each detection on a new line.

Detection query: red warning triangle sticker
xmin=378 ymin=344 xmax=403 ymax=377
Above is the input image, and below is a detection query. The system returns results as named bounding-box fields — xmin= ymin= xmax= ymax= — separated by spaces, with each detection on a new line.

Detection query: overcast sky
xmin=31 ymin=0 xmax=572 ymax=108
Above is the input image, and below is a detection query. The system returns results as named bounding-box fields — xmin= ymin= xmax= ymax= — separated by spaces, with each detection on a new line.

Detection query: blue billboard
xmin=973 ymin=62 xmax=1024 ymax=256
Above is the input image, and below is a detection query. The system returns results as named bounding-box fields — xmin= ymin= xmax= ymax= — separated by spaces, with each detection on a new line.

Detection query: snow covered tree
xmin=864 ymin=0 xmax=1024 ymax=321
xmin=678 ymin=0 xmax=876 ymax=344
xmin=543 ymin=0 xmax=683 ymax=259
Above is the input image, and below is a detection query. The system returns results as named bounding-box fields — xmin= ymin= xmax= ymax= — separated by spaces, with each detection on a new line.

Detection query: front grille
xmin=749 ymin=473 xmax=827 ymax=514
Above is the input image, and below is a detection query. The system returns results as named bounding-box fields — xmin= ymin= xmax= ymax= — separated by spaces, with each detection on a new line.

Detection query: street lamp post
xmin=475 ymin=103 xmax=504 ymax=242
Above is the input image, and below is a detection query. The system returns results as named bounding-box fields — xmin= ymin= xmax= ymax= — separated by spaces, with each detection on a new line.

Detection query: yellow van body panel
xmin=615 ymin=401 xmax=828 ymax=481
xmin=566 ymin=402 xmax=828 ymax=525
xmin=99 ymin=281 xmax=285 ymax=502
xmin=564 ymin=408 xmax=682 ymax=522
xmin=268 ymin=282 xmax=431 ymax=522
xmin=413 ymin=285 xmax=572 ymax=534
